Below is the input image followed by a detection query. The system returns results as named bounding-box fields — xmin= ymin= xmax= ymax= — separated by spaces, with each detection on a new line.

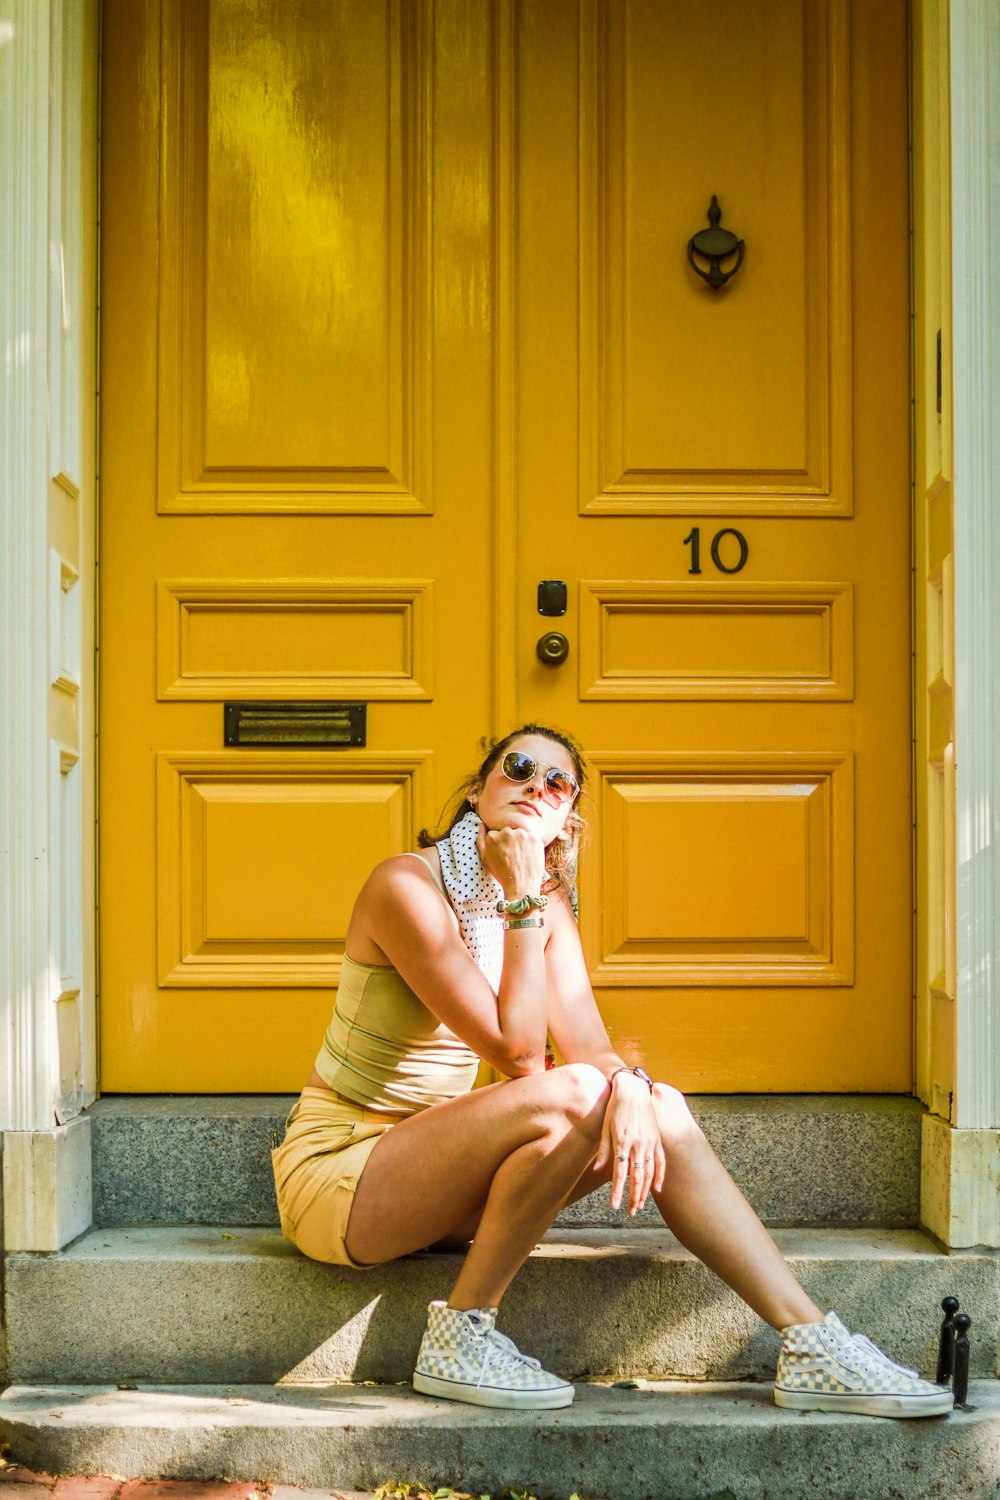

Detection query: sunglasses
xmin=500 ymin=750 xmax=580 ymax=806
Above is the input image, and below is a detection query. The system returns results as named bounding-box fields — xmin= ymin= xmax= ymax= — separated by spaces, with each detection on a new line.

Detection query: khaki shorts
xmin=271 ymin=1086 xmax=406 ymax=1268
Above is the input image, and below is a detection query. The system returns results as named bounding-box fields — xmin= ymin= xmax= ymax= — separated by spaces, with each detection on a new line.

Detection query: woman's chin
xmin=484 ymin=807 xmax=546 ymax=834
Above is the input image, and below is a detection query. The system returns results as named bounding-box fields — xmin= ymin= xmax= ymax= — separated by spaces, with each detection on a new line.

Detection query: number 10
xmin=682 ymin=526 xmax=749 ymax=575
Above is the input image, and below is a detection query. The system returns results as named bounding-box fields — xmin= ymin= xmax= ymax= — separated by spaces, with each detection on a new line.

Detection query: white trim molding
xmin=951 ymin=0 xmax=1000 ymax=1133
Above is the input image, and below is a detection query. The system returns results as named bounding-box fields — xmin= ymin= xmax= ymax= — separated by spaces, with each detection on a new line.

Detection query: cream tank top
xmin=313 ymin=852 xmax=480 ymax=1113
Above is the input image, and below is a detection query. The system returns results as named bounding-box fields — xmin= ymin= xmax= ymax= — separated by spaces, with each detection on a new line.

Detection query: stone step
xmin=89 ymin=1093 xmax=922 ymax=1230
xmin=2 ymin=1381 xmax=998 ymax=1500
xmin=6 ymin=1226 xmax=996 ymax=1385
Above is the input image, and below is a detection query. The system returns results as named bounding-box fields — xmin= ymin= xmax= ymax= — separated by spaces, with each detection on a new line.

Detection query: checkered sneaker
xmin=774 ymin=1311 xmax=954 ymax=1418
xmin=413 ymin=1300 xmax=575 ymax=1410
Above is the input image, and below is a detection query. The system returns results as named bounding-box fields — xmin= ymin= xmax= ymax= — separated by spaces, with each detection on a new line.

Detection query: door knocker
xmin=687 ymin=196 xmax=745 ymax=291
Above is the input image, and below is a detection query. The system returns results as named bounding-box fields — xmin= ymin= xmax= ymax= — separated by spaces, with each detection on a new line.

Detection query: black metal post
xmin=936 ymin=1296 xmax=960 ymax=1385
xmin=952 ymin=1313 xmax=971 ymax=1407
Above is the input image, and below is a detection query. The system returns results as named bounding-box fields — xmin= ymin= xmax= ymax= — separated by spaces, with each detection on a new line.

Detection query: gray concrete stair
xmin=7 ymin=1094 xmax=990 ymax=1500
xmin=2 ymin=1380 xmax=998 ymax=1500
xmin=89 ymin=1093 xmax=922 ymax=1230
xmin=6 ymin=1225 xmax=997 ymax=1385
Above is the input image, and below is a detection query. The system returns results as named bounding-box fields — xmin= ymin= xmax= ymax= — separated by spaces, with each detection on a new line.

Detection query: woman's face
xmin=469 ymin=733 xmax=578 ymax=846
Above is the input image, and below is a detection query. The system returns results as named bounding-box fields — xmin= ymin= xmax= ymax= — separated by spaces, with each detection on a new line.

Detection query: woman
xmin=273 ymin=724 xmax=951 ymax=1418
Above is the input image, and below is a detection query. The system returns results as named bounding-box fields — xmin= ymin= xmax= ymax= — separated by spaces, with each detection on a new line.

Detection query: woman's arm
xmin=542 ymin=890 xmax=625 ymax=1073
xmin=350 ymin=829 xmax=551 ymax=1076
xmin=544 ymin=894 xmax=665 ymax=1212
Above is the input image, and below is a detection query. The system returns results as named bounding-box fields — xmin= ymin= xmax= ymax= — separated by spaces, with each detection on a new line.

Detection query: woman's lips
xmin=513 ymin=800 xmax=541 ymax=817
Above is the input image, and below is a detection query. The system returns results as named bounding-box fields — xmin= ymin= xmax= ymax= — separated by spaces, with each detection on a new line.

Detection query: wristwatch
xmin=611 ymin=1065 xmax=654 ymax=1093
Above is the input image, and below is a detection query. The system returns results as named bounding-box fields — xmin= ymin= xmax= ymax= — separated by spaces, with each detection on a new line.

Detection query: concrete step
xmin=6 ymin=1226 xmax=996 ymax=1385
xmin=2 ymin=1380 xmax=998 ymax=1500
xmin=89 ymin=1093 xmax=922 ymax=1230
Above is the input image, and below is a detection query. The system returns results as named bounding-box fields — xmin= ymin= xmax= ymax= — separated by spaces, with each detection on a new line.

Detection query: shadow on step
xmin=268 ymin=1239 xmax=758 ymax=1386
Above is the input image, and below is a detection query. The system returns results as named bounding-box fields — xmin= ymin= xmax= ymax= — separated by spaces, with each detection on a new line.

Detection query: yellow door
xmin=513 ymin=0 xmax=912 ymax=1092
xmin=100 ymin=0 xmax=498 ymax=1090
xmin=100 ymin=0 xmax=911 ymax=1093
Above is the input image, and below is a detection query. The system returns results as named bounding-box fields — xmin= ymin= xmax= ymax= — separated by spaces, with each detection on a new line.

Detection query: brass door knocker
xmin=687 ymin=196 xmax=745 ymax=290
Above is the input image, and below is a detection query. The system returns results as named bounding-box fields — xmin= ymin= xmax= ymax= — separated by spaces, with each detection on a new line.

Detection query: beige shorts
xmin=271 ymin=1086 xmax=406 ymax=1268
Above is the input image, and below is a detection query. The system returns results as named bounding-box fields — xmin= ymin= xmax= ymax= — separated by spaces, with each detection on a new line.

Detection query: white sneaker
xmin=774 ymin=1311 xmax=954 ymax=1418
xmin=412 ymin=1301 xmax=575 ymax=1410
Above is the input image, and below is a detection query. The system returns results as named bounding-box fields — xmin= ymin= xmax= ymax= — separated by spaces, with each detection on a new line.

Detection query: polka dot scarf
xmin=436 ymin=809 xmax=504 ymax=992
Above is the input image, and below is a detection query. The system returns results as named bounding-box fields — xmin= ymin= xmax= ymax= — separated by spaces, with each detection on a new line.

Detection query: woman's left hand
xmin=594 ymin=1075 xmax=666 ymax=1215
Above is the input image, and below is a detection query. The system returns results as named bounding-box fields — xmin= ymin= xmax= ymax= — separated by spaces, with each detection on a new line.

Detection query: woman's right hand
xmin=476 ymin=823 xmax=547 ymax=900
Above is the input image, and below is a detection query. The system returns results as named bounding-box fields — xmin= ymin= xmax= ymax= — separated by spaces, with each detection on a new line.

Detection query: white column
xmin=951 ymin=0 xmax=1000 ymax=1135
xmin=926 ymin=0 xmax=1000 ymax=1251
xmin=0 ymin=0 xmax=58 ymax=1137
xmin=0 ymin=0 xmax=94 ymax=1251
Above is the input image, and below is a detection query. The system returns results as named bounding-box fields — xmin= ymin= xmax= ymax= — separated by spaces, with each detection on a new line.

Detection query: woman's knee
xmin=545 ymin=1062 xmax=609 ymax=1131
xmin=652 ymin=1081 xmax=704 ymax=1152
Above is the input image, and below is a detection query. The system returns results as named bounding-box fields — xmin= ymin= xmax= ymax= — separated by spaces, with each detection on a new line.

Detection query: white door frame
xmin=1 ymin=0 xmax=998 ymax=1249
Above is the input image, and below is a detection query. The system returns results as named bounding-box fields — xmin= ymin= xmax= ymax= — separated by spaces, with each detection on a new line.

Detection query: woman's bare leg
xmin=344 ymin=1064 xmax=608 ymax=1309
xmin=565 ymin=1083 xmax=822 ymax=1330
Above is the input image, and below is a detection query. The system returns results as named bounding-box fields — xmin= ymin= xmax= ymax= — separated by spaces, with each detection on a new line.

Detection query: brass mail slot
xmin=224 ymin=701 xmax=366 ymax=747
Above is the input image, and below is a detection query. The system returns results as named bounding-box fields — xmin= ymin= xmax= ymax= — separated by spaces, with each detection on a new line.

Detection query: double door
xmin=100 ymin=0 xmax=911 ymax=1092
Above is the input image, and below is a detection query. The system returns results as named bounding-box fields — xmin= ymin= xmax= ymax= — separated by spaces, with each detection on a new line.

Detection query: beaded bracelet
xmin=496 ymin=893 xmax=549 ymax=917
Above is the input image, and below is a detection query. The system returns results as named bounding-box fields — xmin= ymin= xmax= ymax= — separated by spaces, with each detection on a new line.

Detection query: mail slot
xmin=224 ymin=702 xmax=366 ymax=747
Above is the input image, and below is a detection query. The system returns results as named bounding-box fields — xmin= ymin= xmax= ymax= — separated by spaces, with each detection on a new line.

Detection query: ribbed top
xmin=314 ymin=954 xmax=479 ymax=1113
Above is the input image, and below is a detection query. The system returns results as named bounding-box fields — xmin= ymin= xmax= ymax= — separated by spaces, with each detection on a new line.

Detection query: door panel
xmin=577 ymin=581 xmax=854 ymax=702
xmin=101 ymin=0 xmax=911 ymax=1093
xmin=156 ymin=580 xmax=434 ymax=701
xmin=159 ymin=0 xmax=431 ymax=510
xmin=578 ymin=0 xmax=851 ymax=511
xmin=585 ymin=752 xmax=853 ymax=988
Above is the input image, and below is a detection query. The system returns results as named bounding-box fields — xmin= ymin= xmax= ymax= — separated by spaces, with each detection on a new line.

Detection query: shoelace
xmin=476 ymin=1328 xmax=542 ymax=1387
xmin=847 ymin=1331 xmax=919 ymax=1380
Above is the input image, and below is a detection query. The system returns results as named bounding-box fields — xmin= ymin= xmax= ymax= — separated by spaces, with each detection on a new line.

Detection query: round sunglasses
xmin=500 ymin=750 xmax=580 ymax=806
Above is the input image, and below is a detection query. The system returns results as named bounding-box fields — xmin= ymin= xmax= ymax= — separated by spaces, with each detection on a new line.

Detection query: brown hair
xmin=418 ymin=723 xmax=587 ymax=895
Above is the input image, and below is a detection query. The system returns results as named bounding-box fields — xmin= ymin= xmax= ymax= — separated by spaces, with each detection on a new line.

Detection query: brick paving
xmin=0 ymin=1474 xmax=371 ymax=1500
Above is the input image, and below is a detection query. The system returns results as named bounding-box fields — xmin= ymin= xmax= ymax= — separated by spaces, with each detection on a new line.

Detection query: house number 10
xmin=682 ymin=526 xmax=749 ymax=575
